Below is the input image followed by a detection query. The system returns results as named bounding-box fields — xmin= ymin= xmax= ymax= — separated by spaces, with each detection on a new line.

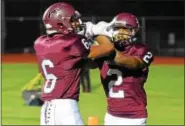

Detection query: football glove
xmin=78 ymin=21 xmax=114 ymax=39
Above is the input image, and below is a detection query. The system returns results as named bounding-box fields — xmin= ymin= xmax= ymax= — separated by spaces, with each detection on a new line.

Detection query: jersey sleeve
xmin=135 ymin=45 xmax=154 ymax=66
xmin=69 ymin=36 xmax=91 ymax=58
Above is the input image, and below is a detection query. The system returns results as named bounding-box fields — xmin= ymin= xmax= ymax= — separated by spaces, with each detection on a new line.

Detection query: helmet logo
xmin=48 ymin=8 xmax=62 ymax=19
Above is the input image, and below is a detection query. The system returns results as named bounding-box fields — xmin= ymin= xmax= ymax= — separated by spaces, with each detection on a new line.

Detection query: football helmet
xmin=42 ymin=2 xmax=82 ymax=35
xmin=110 ymin=12 xmax=140 ymax=48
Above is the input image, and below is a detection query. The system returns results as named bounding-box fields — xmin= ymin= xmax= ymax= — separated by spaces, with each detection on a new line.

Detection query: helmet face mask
xmin=112 ymin=26 xmax=136 ymax=48
xmin=70 ymin=11 xmax=84 ymax=33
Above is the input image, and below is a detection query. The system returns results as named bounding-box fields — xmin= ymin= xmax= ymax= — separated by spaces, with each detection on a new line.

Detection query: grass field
xmin=2 ymin=63 xmax=184 ymax=125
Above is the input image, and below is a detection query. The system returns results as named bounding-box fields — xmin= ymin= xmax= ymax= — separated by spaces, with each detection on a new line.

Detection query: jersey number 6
xmin=41 ymin=59 xmax=57 ymax=93
xmin=81 ymin=39 xmax=91 ymax=49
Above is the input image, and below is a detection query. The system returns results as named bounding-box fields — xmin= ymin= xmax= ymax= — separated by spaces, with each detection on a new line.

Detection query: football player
xmin=34 ymin=2 xmax=114 ymax=125
xmin=83 ymin=13 xmax=154 ymax=125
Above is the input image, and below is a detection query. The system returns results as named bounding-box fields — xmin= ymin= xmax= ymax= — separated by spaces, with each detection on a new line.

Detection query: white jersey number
xmin=107 ymin=69 xmax=124 ymax=98
xmin=143 ymin=51 xmax=153 ymax=64
xmin=41 ymin=59 xmax=57 ymax=93
xmin=81 ymin=39 xmax=91 ymax=49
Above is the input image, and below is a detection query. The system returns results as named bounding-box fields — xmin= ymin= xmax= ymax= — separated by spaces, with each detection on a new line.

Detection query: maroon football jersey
xmin=34 ymin=33 xmax=90 ymax=101
xmin=96 ymin=43 xmax=153 ymax=118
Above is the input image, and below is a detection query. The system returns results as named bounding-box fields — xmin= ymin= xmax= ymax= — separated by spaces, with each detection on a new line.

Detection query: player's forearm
xmin=88 ymin=45 xmax=114 ymax=60
xmin=114 ymin=51 xmax=144 ymax=69
xmin=88 ymin=35 xmax=114 ymax=60
xmin=94 ymin=35 xmax=112 ymax=45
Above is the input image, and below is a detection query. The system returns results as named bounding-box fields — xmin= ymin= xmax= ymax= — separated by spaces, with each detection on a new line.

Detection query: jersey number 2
xmin=143 ymin=52 xmax=153 ymax=64
xmin=107 ymin=69 xmax=124 ymax=98
xmin=41 ymin=59 xmax=57 ymax=93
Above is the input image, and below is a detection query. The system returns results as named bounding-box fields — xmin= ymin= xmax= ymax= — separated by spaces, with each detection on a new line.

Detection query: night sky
xmin=3 ymin=0 xmax=185 ymax=51
xmin=5 ymin=0 xmax=184 ymax=17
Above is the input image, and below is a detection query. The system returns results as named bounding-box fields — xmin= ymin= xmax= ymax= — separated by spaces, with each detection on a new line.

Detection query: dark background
xmin=2 ymin=0 xmax=185 ymax=56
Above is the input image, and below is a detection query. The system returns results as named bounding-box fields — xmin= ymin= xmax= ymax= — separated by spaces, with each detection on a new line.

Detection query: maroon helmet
xmin=110 ymin=12 xmax=140 ymax=48
xmin=42 ymin=2 xmax=82 ymax=35
xmin=112 ymin=12 xmax=140 ymax=31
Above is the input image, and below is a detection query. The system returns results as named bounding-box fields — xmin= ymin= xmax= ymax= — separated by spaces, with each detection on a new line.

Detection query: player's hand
xmin=92 ymin=21 xmax=114 ymax=38
xmin=77 ymin=21 xmax=114 ymax=39
xmin=77 ymin=21 xmax=95 ymax=39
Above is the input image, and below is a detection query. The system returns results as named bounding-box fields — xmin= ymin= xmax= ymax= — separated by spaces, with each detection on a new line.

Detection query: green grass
xmin=2 ymin=63 xmax=184 ymax=125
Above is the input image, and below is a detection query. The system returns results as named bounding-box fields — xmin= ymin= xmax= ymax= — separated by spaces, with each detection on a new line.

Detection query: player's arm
xmin=87 ymin=35 xmax=115 ymax=60
xmin=113 ymin=49 xmax=153 ymax=69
